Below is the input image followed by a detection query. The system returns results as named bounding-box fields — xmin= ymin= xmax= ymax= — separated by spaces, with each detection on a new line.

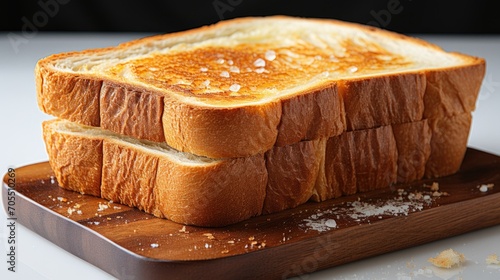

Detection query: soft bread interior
xmin=50 ymin=119 xmax=218 ymax=165
xmin=46 ymin=17 xmax=476 ymax=107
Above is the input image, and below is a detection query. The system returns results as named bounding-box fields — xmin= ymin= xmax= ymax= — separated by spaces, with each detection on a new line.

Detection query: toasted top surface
xmin=42 ymin=16 xmax=483 ymax=107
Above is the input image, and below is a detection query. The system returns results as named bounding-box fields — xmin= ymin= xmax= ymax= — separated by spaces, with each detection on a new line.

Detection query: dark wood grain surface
xmin=3 ymin=148 xmax=500 ymax=280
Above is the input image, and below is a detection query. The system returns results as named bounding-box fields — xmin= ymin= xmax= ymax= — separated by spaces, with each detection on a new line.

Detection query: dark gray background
xmin=2 ymin=0 xmax=499 ymax=34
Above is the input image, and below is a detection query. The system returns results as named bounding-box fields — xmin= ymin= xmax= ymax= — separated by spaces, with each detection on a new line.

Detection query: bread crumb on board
xmin=428 ymin=249 xmax=465 ymax=268
xmin=203 ymin=233 xmax=216 ymax=240
xmin=478 ymin=183 xmax=494 ymax=193
xmin=486 ymin=253 xmax=500 ymax=265
xmin=179 ymin=225 xmax=189 ymax=233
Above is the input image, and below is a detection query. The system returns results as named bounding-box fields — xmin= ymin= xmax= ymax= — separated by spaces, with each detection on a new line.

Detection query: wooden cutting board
xmin=2 ymin=148 xmax=500 ymax=280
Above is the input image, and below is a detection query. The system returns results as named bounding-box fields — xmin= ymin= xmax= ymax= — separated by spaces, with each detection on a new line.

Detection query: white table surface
xmin=0 ymin=32 xmax=499 ymax=280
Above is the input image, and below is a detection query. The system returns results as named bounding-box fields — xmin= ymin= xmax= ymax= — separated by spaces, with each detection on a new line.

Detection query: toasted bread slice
xmin=42 ymin=119 xmax=268 ymax=227
xmin=36 ymin=16 xmax=484 ymax=158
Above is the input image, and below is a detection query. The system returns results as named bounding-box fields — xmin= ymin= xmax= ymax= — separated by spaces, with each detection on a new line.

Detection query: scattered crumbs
xmin=302 ymin=212 xmax=335 ymax=232
xmin=406 ymin=260 xmax=415 ymax=269
xmin=150 ymin=243 xmax=159 ymax=248
xmin=97 ymin=202 xmax=109 ymax=212
xmin=113 ymin=206 xmax=122 ymax=210
xmin=227 ymin=240 xmax=235 ymax=244
xmin=478 ymin=183 xmax=494 ymax=193
xmin=93 ymin=221 xmax=100 ymax=225
xmin=204 ymin=243 xmax=211 ymax=249
xmin=325 ymin=219 xmax=337 ymax=228
xmin=412 ymin=268 xmax=434 ymax=278
xmin=179 ymin=225 xmax=189 ymax=233
xmin=248 ymin=236 xmax=255 ymax=241
xmin=107 ymin=217 xmax=112 ymax=221
xmin=221 ymin=249 xmax=229 ymax=254
xmin=57 ymin=197 xmax=67 ymax=203
xmin=203 ymin=233 xmax=216 ymax=240
xmin=486 ymin=254 xmax=500 ymax=265
xmin=73 ymin=203 xmax=81 ymax=209
xmin=347 ymin=200 xmax=423 ymax=219
xmin=407 ymin=183 xmax=449 ymax=201
xmin=301 ymin=196 xmax=427 ymax=232
xmin=428 ymin=249 xmax=465 ymax=268
xmin=67 ymin=207 xmax=75 ymax=215
xmin=50 ymin=176 xmax=56 ymax=184
xmin=76 ymin=210 xmax=82 ymax=215
xmin=430 ymin=182 xmax=440 ymax=191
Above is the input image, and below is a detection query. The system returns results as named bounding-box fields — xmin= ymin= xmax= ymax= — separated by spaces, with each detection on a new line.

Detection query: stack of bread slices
xmin=36 ymin=16 xmax=485 ymax=227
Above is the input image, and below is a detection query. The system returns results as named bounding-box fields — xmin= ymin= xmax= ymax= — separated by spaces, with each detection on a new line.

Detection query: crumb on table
xmin=486 ymin=253 xmax=500 ymax=265
xmin=428 ymin=249 xmax=465 ymax=268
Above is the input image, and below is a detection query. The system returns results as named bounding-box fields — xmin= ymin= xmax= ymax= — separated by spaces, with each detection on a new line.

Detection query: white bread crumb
xmin=428 ymin=249 xmax=465 ymax=268
xmin=486 ymin=254 xmax=500 ymax=265
xmin=478 ymin=183 xmax=494 ymax=193
xmin=179 ymin=225 xmax=189 ymax=233
xmin=430 ymin=182 xmax=440 ymax=191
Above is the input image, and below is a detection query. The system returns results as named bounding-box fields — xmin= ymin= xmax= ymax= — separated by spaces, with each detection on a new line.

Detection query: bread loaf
xmin=38 ymin=16 xmax=485 ymax=227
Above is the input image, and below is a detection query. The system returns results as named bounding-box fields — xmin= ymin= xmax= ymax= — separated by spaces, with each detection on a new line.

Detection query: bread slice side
xmin=425 ymin=112 xmax=472 ymax=178
xmin=42 ymin=120 xmax=103 ymax=196
xmin=42 ymin=119 xmax=267 ymax=227
xmin=392 ymin=120 xmax=432 ymax=183
xmin=263 ymin=138 xmax=325 ymax=214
